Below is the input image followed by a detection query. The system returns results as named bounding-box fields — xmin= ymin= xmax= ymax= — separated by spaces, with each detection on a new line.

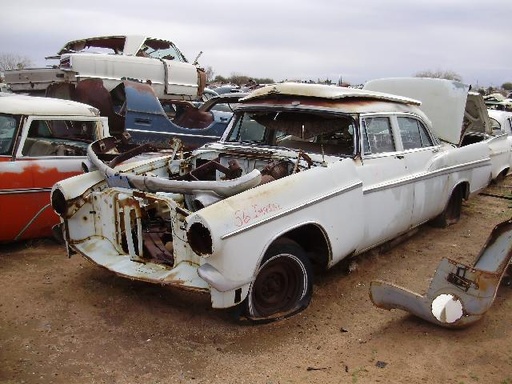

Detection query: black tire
xmin=244 ymin=239 xmax=313 ymax=322
xmin=431 ymin=185 xmax=464 ymax=228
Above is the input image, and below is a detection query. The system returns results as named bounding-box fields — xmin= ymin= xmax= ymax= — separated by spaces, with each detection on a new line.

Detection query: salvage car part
xmin=370 ymin=217 xmax=512 ymax=328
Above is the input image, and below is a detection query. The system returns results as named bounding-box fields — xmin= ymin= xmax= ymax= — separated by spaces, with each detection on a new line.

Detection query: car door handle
xmin=395 ymin=155 xmax=404 ymax=159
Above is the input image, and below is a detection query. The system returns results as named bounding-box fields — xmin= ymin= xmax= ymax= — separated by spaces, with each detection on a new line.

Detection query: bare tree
xmin=0 ymin=53 xmax=34 ymax=72
xmin=414 ymin=69 xmax=462 ymax=82
xmin=204 ymin=66 xmax=215 ymax=83
xmin=229 ymin=73 xmax=252 ymax=86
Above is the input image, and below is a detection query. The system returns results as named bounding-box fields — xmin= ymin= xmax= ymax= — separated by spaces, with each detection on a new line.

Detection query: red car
xmin=0 ymin=94 xmax=109 ymax=242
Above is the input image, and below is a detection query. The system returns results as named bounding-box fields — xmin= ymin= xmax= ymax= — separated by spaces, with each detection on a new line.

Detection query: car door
xmin=0 ymin=116 xmax=90 ymax=241
xmin=355 ymin=114 xmax=414 ymax=251
xmin=0 ymin=114 xmax=42 ymax=242
xmin=394 ymin=115 xmax=449 ymax=225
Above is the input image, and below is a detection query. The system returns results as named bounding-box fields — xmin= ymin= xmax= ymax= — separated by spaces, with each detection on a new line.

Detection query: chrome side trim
xmin=0 ymin=187 xmax=51 ymax=195
xmin=14 ymin=203 xmax=52 ymax=240
xmin=363 ymin=158 xmax=491 ymax=195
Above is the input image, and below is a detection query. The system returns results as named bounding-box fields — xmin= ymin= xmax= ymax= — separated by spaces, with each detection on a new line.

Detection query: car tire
xmin=431 ymin=185 xmax=464 ymax=228
xmin=244 ymin=239 xmax=313 ymax=322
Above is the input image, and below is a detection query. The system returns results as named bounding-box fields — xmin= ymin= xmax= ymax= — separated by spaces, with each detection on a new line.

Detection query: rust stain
xmin=0 ymin=161 xmax=83 ymax=241
xmin=0 ymin=162 xmax=80 ymax=189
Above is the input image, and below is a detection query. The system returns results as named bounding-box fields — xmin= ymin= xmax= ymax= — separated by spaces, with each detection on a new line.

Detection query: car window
xmin=227 ymin=113 xmax=267 ymax=143
xmin=139 ymin=39 xmax=187 ymax=62
xmin=490 ymin=117 xmax=501 ymax=131
xmin=505 ymin=118 xmax=512 ymax=135
xmin=22 ymin=119 xmax=100 ymax=157
xmin=362 ymin=117 xmax=395 ymax=154
xmin=0 ymin=114 xmax=18 ymax=155
xmin=397 ymin=117 xmax=433 ymax=149
xmin=226 ymin=111 xmax=355 ymax=156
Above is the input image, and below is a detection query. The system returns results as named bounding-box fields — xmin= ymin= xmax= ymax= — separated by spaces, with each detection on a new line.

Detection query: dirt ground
xmin=1 ymin=181 xmax=512 ymax=384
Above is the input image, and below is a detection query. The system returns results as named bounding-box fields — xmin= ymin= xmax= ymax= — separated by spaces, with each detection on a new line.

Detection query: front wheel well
xmin=276 ymin=224 xmax=330 ymax=270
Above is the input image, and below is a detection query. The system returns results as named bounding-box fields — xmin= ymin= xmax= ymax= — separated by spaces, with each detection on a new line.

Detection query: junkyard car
xmin=0 ymin=94 xmax=109 ymax=242
xmin=483 ymin=93 xmax=512 ymax=111
xmin=70 ymin=79 xmax=245 ymax=150
xmin=488 ymin=109 xmax=512 ymax=136
xmin=4 ymin=35 xmax=206 ymax=100
xmin=124 ymin=89 xmax=243 ymax=150
xmin=51 ymin=81 xmax=492 ymax=322
xmin=465 ymin=92 xmax=512 ymax=180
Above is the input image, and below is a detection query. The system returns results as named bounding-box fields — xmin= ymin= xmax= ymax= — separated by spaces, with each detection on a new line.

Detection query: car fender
xmin=189 ymin=160 xmax=365 ymax=294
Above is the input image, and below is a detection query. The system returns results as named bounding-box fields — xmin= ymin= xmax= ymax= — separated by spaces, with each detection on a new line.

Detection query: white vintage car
xmin=466 ymin=92 xmax=512 ymax=180
xmin=488 ymin=109 xmax=512 ymax=136
xmin=51 ymin=80 xmax=493 ymax=322
xmin=5 ymin=35 xmax=206 ymax=100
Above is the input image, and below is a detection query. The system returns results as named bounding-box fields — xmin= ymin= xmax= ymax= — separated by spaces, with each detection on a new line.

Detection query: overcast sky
xmin=2 ymin=0 xmax=511 ymax=87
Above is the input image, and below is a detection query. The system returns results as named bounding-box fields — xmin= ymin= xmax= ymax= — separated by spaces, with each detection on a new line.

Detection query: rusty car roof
xmin=57 ymin=35 xmax=179 ymax=57
xmin=240 ymin=82 xmax=421 ymax=105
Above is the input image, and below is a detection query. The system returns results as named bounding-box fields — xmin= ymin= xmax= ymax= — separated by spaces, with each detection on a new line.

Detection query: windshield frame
xmin=222 ymin=107 xmax=358 ymax=157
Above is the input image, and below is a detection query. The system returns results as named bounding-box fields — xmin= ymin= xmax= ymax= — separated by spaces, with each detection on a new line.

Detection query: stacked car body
xmin=4 ymin=35 xmax=206 ymax=100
